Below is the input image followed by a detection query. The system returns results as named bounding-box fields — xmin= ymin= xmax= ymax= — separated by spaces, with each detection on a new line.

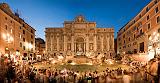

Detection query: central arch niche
xmin=75 ymin=37 xmax=85 ymax=55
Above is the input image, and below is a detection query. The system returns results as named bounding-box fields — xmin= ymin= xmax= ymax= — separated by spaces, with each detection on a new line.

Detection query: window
xmin=134 ymin=34 xmax=136 ymax=38
xmin=23 ymin=24 xmax=25 ymax=27
xmin=23 ymin=46 xmax=25 ymax=50
xmin=139 ymin=42 xmax=144 ymax=52
xmin=20 ymin=34 xmax=22 ymax=39
xmin=20 ymin=42 xmax=22 ymax=47
xmin=147 ymin=15 xmax=150 ymax=20
xmin=123 ymin=35 xmax=125 ymax=38
xmin=11 ymin=29 xmax=13 ymax=33
xmin=157 ymin=16 xmax=160 ymax=23
xmin=146 ymin=7 xmax=149 ymax=12
xmin=129 ymin=38 xmax=130 ymax=41
xmin=138 ymin=22 xmax=142 ymax=27
xmin=10 ymin=20 xmax=12 ymax=23
xmin=31 ymin=35 xmax=33 ymax=39
xmin=5 ymin=25 xmax=7 ymax=30
xmin=31 ymin=30 xmax=33 ymax=33
xmin=148 ymin=23 xmax=151 ymax=29
xmin=31 ymin=41 xmax=33 ymax=44
xmin=133 ymin=26 xmax=137 ymax=31
xmin=124 ymin=40 xmax=125 ymax=44
xmin=139 ymin=14 xmax=142 ymax=18
xmin=154 ymin=0 xmax=157 ymax=4
xmin=5 ymin=17 xmax=7 ymax=20
xmin=23 ymin=30 xmax=25 ymax=34
xmin=140 ymin=29 xmax=143 ymax=34
xmin=19 ymin=26 xmax=22 ymax=29
xmin=133 ymin=20 xmax=135 ymax=23
xmin=23 ymin=38 xmax=25 ymax=42
xmin=155 ymin=7 xmax=159 ymax=13
xmin=158 ymin=28 xmax=160 ymax=33
xmin=148 ymin=34 xmax=151 ymax=39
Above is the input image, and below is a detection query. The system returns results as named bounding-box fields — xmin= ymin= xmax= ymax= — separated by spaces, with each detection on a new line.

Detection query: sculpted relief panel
xmin=75 ymin=29 xmax=86 ymax=33
xmin=74 ymin=24 xmax=86 ymax=28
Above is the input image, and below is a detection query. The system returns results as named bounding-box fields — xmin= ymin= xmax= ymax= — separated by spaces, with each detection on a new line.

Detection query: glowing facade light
xmin=153 ymin=32 xmax=156 ymax=35
xmin=2 ymin=33 xmax=14 ymax=43
xmin=149 ymin=36 xmax=152 ymax=40
xmin=28 ymin=43 xmax=33 ymax=49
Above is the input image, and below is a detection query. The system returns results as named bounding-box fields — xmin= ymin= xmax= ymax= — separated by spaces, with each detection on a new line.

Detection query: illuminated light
xmin=10 ymin=36 xmax=13 ymax=41
xmin=28 ymin=43 xmax=33 ymax=49
xmin=57 ymin=55 xmax=64 ymax=60
xmin=61 ymin=68 xmax=67 ymax=73
xmin=123 ymin=52 xmax=125 ymax=54
xmin=16 ymin=51 xmax=20 ymax=55
xmin=149 ymin=36 xmax=152 ymax=40
xmin=85 ymin=63 xmax=92 ymax=65
xmin=4 ymin=54 xmax=8 ymax=57
xmin=51 ymin=60 xmax=56 ymax=64
xmin=147 ymin=51 xmax=154 ymax=60
xmin=105 ymin=59 xmax=114 ymax=65
xmin=7 ymin=33 xmax=9 ymax=37
xmin=153 ymin=32 xmax=156 ymax=35
xmin=2 ymin=33 xmax=6 ymax=39
xmin=70 ymin=62 xmax=76 ymax=65
xmin=5 ymin=47 xmax=9 ymax=50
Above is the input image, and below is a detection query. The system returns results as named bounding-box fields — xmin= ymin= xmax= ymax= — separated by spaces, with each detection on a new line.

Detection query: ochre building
xmin=0 ymin=3 xmax=35 ymax=57
xmin=45 ymin=16 xmax=114 ymax=58
xmin=117 ymin=0 xmax=160 ymax=56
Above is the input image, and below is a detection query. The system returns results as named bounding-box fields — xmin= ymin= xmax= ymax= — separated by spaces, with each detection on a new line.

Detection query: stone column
xmin=101 ymin=35 xmax=104 ymax=52
xmin=112 ymin=35 xmax=114 ymax=50
xmin=84 ymin=43 xmax=86 ymax=52
xmin=50 ymin=35 xmax=52 ymax=51
xmin=71 ymin=35 xmax=74 ymax=53
xmin=86 ymin=34 xmax=89 ymax=52
xmin=94 ymin=34 xmax=97 ymax=51
xmin=57 ymin=35 xmax=59 ymax=51
xmin=107 ymin=35 xmax=109 ymax=51
xmin=64 ymin=34 xmax=67 ymax=51
xmin=74 ymin=43 xmax=76 ymax=52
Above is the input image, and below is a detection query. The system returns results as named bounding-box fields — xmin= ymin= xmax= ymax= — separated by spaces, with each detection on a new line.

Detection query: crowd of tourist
xmin=0 ymin=63 xmax=157 ymax=83
xmin=0 ymin=54 xmax=160 ymax=83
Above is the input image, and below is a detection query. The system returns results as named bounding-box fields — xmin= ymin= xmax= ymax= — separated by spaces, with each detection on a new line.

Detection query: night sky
xmin=1 ymin=0 xmax=151 ymax=40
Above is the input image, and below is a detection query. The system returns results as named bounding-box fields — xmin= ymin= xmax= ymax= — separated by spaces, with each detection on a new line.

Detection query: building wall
xmin=0 ymin=3 xmax=36 ymax=56
xmin=35 ymin=38 xmax=45 ymax=56
xmin=117 ymin=0 xmax=160 ymax=55
xmin=45 ymin=16 xmax=114 ymax=58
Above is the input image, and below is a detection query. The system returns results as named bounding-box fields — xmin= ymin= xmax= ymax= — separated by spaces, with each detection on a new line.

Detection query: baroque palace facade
xmin=45 ymin=16 xmax=114 ymax=58
xmin=0 ymin=3 xmax=35 ymax=57
xmin=117 ymin=0 xmax=160 ymax=56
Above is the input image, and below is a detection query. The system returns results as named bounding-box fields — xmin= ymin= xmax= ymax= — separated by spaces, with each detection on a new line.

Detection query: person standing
xmin=122 ymin=70 xmax=131 ymax=83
